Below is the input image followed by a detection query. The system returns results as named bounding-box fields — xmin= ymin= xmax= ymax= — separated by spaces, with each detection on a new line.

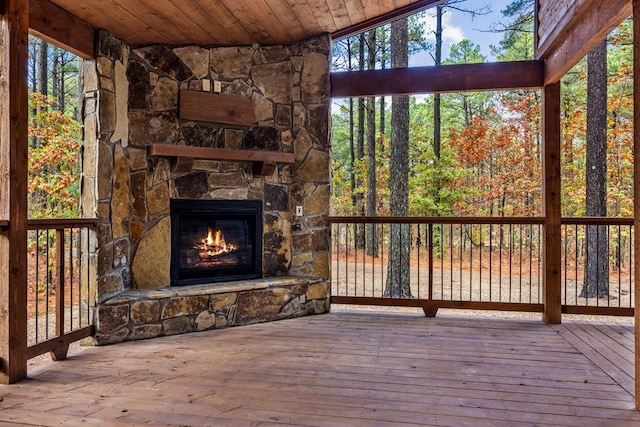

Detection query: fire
xmin=194 ymin=227 xmax=236 ymax=259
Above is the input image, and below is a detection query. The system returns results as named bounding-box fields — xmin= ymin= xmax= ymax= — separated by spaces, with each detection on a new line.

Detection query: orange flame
xmin=195 ymin=227 xmax=236 ymax=258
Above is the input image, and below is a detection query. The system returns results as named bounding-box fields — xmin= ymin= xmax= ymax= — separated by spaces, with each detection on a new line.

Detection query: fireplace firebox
xmin=170 ymin=199 xmax=263 ymax=286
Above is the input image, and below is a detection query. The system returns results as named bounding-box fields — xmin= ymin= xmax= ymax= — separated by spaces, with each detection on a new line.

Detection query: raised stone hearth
xmin=95 ymin=277 xmax=329 ymax=344
xmin=81 ymin=30 xmax=331 ymax=343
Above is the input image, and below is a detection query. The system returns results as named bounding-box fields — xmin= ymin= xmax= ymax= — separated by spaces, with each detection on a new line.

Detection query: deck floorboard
xmin=0 ymin=311 xmax=637 ymax=426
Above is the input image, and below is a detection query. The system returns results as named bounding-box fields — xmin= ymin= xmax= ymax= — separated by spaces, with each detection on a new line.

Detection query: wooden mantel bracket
xmin=148 ymin=144 xmax=295 ymax=175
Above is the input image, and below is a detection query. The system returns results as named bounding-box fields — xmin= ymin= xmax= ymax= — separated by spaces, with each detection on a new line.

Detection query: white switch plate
xmin=202 ymin=79 xmax=211 ymax=91
xmin=296 ymin=206 xmax=303 ymax=216
xmin=213 ymin=80 xmax=222 ymax=93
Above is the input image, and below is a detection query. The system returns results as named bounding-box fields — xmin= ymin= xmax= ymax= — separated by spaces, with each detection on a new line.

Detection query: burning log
xmin=193 ymin=227 xmax=236 ymax=261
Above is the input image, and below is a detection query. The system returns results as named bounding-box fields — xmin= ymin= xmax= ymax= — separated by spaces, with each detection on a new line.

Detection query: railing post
xmin=423 ymin=223 xmax=437 ymax=318
xmin=542 ymin=82 xmax=562 ymax=324
xmin=0 ymin=0 xmax=29 ymax=384
xmin=51 ymin=228 xmax=69 ymax=361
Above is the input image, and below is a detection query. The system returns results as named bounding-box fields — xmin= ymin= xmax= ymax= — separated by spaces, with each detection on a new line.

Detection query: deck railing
xmin=26 ymin=218 xmax=99 ymax=360
xmin=329 ymin=216 xmax=634 ymax=316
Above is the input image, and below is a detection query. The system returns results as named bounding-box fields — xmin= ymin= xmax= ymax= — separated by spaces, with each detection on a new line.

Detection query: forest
xmin=330 ymin=0 xmax=633 ymax=220
xmin=329 ymin=0 xmax=633 ymax=300
xmin=27 ymin=37 xmax=82 ymax=219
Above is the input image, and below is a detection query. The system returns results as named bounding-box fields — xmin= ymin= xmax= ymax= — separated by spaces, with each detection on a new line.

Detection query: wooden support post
xmin=0 ymin=0 xmax=30 ymax=384
xmin=542 ymin=83 xmax=562 ymax=324
xmin=51 ymin=229 xmax=69 ymax=361
xmin=632 ymin=0 xmax=640 ymax=410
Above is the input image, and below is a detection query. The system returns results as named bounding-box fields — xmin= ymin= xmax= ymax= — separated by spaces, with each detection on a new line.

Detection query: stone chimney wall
xmin=81 ymin=31 xmax=331 ymax=305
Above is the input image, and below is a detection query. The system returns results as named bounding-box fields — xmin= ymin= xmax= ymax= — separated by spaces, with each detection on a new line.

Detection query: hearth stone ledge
xmin=92 ymin=276 xmax=330 ymax=345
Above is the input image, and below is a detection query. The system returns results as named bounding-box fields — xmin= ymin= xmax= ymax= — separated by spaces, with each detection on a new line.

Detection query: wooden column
xmin=542 ymin=82 xmax=562 ymax=324
xmin=633 ymin=0 xmax=640 ymax=410
xmin=0 ymin=0 xmax=29 ymax=384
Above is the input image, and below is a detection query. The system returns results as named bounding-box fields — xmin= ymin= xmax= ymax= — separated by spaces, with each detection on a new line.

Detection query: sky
xmin=410 ymin=0 xmax=519 ymax=66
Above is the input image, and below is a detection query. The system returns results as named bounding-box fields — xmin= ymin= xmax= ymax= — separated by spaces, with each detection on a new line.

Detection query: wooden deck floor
xmin=0 ymin=311 xmax=637 ymax=426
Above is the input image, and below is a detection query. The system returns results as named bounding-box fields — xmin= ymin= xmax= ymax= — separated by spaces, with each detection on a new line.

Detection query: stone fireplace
xmin=80 ymin=31 xmax=332 ymax=344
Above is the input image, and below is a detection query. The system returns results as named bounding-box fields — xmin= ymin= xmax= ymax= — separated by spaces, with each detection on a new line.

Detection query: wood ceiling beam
xmin=331 ymin=0 xmax=447 ymax=41
xmin=29 ymin=0 xmax=95 ymax=59
xmin=330 ymin=61 xmax=545 ymax=98
xmin=542 ymin=0 xmax=631 ymax=84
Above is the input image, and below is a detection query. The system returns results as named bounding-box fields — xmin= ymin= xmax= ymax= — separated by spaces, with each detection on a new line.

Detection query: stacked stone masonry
xmin=95 ymin=277 xmax=329 ymax=345
xmin=81 ymin=30 xmax=332 ymax=343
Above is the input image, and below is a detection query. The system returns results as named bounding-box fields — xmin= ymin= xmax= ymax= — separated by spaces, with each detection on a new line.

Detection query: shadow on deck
xmin=0 ymin=310 xmax=637 ymax=426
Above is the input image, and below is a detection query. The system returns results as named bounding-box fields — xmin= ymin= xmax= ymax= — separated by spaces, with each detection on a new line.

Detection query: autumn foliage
xmin=28 ymin=93 xmax=81 ymax=218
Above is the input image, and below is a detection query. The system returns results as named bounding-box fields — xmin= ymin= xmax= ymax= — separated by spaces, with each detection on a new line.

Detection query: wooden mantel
xmin=148 ymin=144 xmax=295 ymax=176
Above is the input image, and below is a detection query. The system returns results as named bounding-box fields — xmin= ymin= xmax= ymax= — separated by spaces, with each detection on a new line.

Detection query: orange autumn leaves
xmin=28 ymin=93 xmax=81 ymax=218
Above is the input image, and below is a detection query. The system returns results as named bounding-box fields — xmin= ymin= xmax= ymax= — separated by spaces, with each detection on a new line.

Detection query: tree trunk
xmin=432 ymin=5 xmax=444 ymax=215
xmin=366 ymin=30 xmax=378 ymax=257
xmin=379 ymin=27 xmax=387 ymax=150
xmin=384 ymin=18 xmax=411 ymax=298
xmin=433 ymin=5 xmax=443 ymax=160
xmin=38 ymin=40 xmax=48 ymax=96
xmin=355 ymin=34 xmax=366 ymax=248
xmin=582 ymin=39 xmax=609 ymax=298
xmin=52 ymin=50 xmax=59 ymax=106
xmin=347 ymin=40 xmax=357 ymax=212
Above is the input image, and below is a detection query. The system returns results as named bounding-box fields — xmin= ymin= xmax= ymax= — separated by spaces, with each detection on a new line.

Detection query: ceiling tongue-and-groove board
xmin=47 ymin=0 xmax=444 ymax=46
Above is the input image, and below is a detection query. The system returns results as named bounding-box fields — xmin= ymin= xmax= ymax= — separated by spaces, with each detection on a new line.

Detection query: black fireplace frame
xmin=170 ymin=199 xmax=263 ymax=286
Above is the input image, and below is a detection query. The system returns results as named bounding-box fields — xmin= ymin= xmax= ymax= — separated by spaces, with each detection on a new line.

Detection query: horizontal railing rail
xmin=328 ymin=216 xmax=634 ymax=317
xmin=26 ymin=218 xmax=100 ymax=360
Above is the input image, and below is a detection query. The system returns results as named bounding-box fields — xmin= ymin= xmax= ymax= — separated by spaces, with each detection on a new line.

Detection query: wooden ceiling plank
xmin=537 ymin=0 xmax=589 ymax=59
xmin=363 ymin=0 xmax=382 ymax=20
xmin=176 ymin=0 xmax=251 ymax=45
xmin=239 ymin=0 xmax=294 ymax=43
xmin=203 ymin=0 xmax=258 ymax=45
xmin=378 ymin=0 xmax=397 ymax=15
xmin=290 ymin=2 xmax=322 ymax=38
xmin=265 ymin=0 xmax=308 ymax=41
xmin=331 ymin=61 xmax=545 ymax=97
xmin=150 ymin=0 xmax=223 ymax=45
xmin=543 ymin=0 xmax=631 ymax=84
xmin=124 ymin=0 xmax=211 ymax=45
xmin=325 ymin=0 xmax=352 ymax=30
xmin=29 ymin=0 xmax=95 ymax=59
xmin=308 ymin=0 xmax=338 ymax=33
xmin=343 ymin=0 xmax=367 ymax=25
xmin=222 ymin=0 xmax=275 ymax=45
xmin=51 ymin=0 xmax=173 ymax=45
xmin=333 ymin=0 xmax=446 ymax=40
xmin=109 ymin=0 xmax=192 ymax=45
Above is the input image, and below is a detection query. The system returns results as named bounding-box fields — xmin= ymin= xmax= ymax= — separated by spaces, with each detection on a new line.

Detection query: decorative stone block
xmin=96 ymin=304 xmax=129 ymax=334
xmin=162 ymin=296 xmax=209 ymax=319
xmin=131 ymin=300 xmax=160 ymax=324
xmin=209 ymin=293 xmax=237 ymax=312
xmin=163 ymin=317 xmax=192 ymax=336
xmin=131 ymin=217 xmax=171 ymax=290
xmin=235 ymin=288 xmax=292 ymax=325
xmin=195 ymin=311 xmax=216 ymax=331
xmin=306 ymin=282 xmax=329 ymax=300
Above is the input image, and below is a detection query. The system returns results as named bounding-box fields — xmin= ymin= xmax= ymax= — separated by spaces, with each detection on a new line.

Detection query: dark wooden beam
xmin=29 ymin=0 xmax=95 ymax=59
xmin=632 ymin=0 xmax=640 ymax=410
xmin=331 ymin=61 xmax=545 ymax=98
xmin=149 ymin=144 xmax=294 ymax=164
xmin=179 ymin=90 xmax=255 ymax=127
xmin=542 ymin=83 xmax=562 ymax=325
xmin=543 ymin=0 xmax=631 ymax=84
xmin=332 ymin=0 xmax=447 ymax=41
xmin=0 ymin=0 xmax=29 ymax=384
